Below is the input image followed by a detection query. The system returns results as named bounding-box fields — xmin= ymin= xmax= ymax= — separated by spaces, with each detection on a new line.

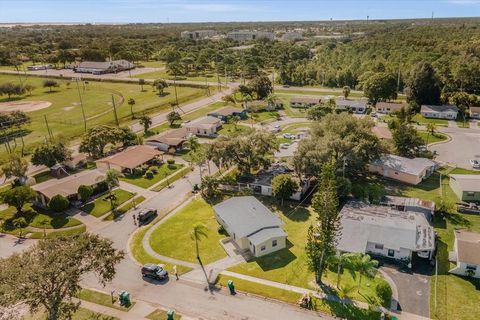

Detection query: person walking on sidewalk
xmin=173 ymin=265 xmax=178 ymax=280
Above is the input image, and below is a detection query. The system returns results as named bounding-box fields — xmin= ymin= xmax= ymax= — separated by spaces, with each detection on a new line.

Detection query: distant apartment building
xmin=227 ymin=30 xmax=275 ymax=41
xmin=280 ymin=31 xmax=303 ymax=41
xmin=180 ymin=30 xmax=217 ymax=40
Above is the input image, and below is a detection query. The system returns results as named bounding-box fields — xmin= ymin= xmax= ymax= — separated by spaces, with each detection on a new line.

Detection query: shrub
xmin=144 ymin=170 xmax=154 ymax=179
xmin=151 ymin=167 xmax=158 ymax=174
xmin=48 ymin=194 xmax=70 ymax=212
xmin=166 ymin=159 xmax=175 ymax=165
xmin=376 ymin=281 xmax=392 ymax=307
xmin=218 ymin=224 xmax=227 ymax=235
xmin=77 ymin=185 xmax=93 ymax=202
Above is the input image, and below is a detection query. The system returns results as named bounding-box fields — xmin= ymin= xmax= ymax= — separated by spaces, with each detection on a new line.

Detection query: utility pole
xmin=111 ymin=94 xmax=119 ymax=127
xmin=44 ymin=115 xmax=53 ymax=140
xmin=216 ymin=52 xmax=221 ymax=92
xmin=173 ymin=69 xmax=179 ymax=107
xmin=75 ymin=78 xmax=87 ymax=132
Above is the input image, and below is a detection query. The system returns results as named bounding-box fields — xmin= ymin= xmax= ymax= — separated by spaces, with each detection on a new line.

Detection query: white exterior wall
xmin=249 ymin=236 xmax=286 ymax=257
xmin=450 ymin=261 xmax=480 ymax=278
xmin=365 ymin=242 xmax=412 ymax=260
xmin=421 ymin=111 xmax=458 ymax=119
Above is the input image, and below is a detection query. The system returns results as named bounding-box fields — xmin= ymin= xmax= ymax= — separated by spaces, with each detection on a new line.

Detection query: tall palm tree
xmin=425 ymin=123 xmax=437 ymax=145
xmin=190 ymin=223 xmax=209 ymax=260
xmin=186 ymin=136 xmax=200 ymax=153
xmin=128 ymin=98 xmax=136 ymax=119
xmin=351 ymin=253 xmax=378 ymax=292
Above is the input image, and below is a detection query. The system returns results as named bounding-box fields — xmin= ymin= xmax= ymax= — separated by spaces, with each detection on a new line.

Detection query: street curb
xmin=427 ymin=132 xmax=452 ymax=147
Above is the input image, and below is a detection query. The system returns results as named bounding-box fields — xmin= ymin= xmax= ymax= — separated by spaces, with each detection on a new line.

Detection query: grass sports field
xmin=0 ymin=74 xmax=206 ymax=162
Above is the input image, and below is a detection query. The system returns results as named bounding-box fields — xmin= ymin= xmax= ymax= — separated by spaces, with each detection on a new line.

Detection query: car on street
xmin=137 ymin=208 xmax=157 ymax=225
xmin=280 ymin=143 xmax=291 ymax=149
xmin=141 ymin=263 xmax=169 ymax=280
xmin=283 ymin=133 xmax=293 ymax=139
xmin=271 ymin=125 xmax=281 ymax=133
xmin=470 ymin=159 xmax=480 ymax=169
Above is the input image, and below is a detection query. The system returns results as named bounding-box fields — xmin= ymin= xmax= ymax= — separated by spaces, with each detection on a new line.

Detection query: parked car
xmin=457 ymin=202 xmax=480 ymax=214
xmin=370 ymin=112 xmax=377 ymax=118
xmin=137 ymin=208 xmax=157 ymax=225
xmin=282 ymin=84 xmax=290 ymax=88
xmin=280 ymin=143 xmax=291 ymax=149
xmin=283 ymin=133 xmax=293 ymax=139
xmin=470 ymin=159 xmax=480 ymax=169
xmin=141 ymin=264 xmax=169 ymax=280
xmin=271 ymin=125 xmax=281 ymax=133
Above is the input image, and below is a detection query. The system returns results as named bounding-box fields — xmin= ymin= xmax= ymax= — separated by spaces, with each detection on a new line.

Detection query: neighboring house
xmin=336 ymin=200 xmax=435 ymax=261
xmin=420 ymin=105 xmax=458 ymax=120
xmin=184 ymin=116 xmax=222 ymax=137
xmin=180 ymin=30 xmax=217 ymax=40
xmin=146 ymin=128 xmax=187 ymax=153
xmin=236 ymin=163 xmax=309 ymax=201
xmin=75 ymin=60 xmax=135 ymax=74
xmin=470 ymin=106 xmax=480 ymax=120
xmin=290 ymin=96 xmax=321 ymax=108
xmin=449 ymin=174 xmax=480 ymax=202
xmin=281 ymin=31 xmax=303 ymax=41
xmin=208 ymin=106 xmax=247 ymax=121
xmin=27 ymin=64 xmax=54 ymax=71
xmin=213 ymin=196 xmax=287 ymax=257
xmin=248 ymin=99 xmax=283 ymax=111
xmin=64 ymin=153 xmax=88 ymax=170
xmin=95 ymin=145 xmax=162 ymax=173
xmin=227 ymin=30 xmax=275 ymax=41
xmin=449 ymin=230 xmax=480 ymax=278
xmin=50 ymin=164 xmax=68 ymax=178
xmin=32 ymin=169 xmax=105 ymax=207
xmin=369 ymin=154 xmax=438 ymax=185
xmin=376 ymin=102 xmax=406 ymax=114
xmin=372 ymin=126 xmax=392 ymax=140
xmin=336 ymin=98 xmax=367 ymax=114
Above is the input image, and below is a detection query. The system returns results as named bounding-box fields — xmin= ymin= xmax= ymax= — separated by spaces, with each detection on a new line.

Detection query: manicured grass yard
xmin=412 ymin=114 xmax=448 ymax=126
xmin=146 ymin=309 xmax=182 ymax=320
xmin=245 ymin=110 xmax=279 ymax=123
xmin=80 ymin=189 xmax=134 ymax=217
xmin=149 ymin=198 xmax=227 ymax=264
xmin=281 ymin=122 xmax=312 ymax=134
xmin=217 ymin=123 xmax=253 ymax=136
xmin=417 ymin=130 xmax=449 ymax=145
xmin=119 ymin=164 xmax=184 ymax=189
xmin=151 ymin=166 xmax=192 ymax=192
xmin=78 ymin=288 xmax=135 ymax=311
xmin=227 ymin=199 xmax=390 ymax=307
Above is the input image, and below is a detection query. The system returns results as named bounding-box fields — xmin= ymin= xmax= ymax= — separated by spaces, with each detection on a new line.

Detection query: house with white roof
xmin=449 ymin=174 xmax=480 ymax=202
xmin=449 ymin=230 xmax=480 ymax=278
xmin=336 ymin=200 xmax=435 ymax=261
xmin=336 ymin=98 xmax=368 ymax=114
xmin=420 ymin=105 xmax=458 ymax=120
xmin=184 ymin=116 xmax=222 ymax=137
xmin=213 ymin=196 xmax=287 ymax=257
xmin=369 ymin=154 xmax=438 ymax=185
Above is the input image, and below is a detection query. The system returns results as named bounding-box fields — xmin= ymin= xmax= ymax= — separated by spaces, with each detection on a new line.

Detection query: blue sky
xmin=0 ymin=0 xmax=479 ymax=23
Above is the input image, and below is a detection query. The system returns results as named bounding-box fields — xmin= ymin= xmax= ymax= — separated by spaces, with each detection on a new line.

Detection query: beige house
xmin=184 ymin=116 xmax=222 ymax=137
xmin=95 ymin=145 xmax=162 ymax=173
xmin=376 ymin=102 xmax=406 ymax=114
xmin=290 ymin=96 xmax=321 ymax=108
xmin=146 ymin=128 xmax=187 ymax=153
xmin=449 ymin=174 xmax=480 ymax=202
xmin=369 ymin=155 xmax=438 ymax=185
xmin=213 ymin=196 xmax=287 ymax=257
xmin=32 ymin=169 xmax=105 ymax=207
xmin=449 ymin=230 xmax=480 ymax=278
xmin=470 ymin=106 xmax=480 ymax=119
xmin=336 ymin=98 xmax=367 ymax=114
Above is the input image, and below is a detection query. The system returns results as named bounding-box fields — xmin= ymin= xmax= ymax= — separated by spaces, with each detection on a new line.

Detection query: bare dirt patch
xmin=0 ymin=101 xmax=52 ymax=112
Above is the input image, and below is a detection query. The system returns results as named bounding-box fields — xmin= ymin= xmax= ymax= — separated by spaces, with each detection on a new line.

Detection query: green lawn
xmin=151 ymin=166 xmax=193 ymax=192
xmin=25 ymin=307 xmax=119 ymax=320
xmin=119 ymin=164 xmax=184 ymax=189
xmin=227 ymin=198 xmax=390 ymax=307
xmin=417 ymin=131 xmax=449 ymax=145
xmin=28 ymin=225 xmax=87 ymax=239
xmin=412 ymin=114 xmax=449 ymax=127
xmin=0 ymin=74 xmax=206 ymax=162
xmin=246 ymin=111 xmax=279 ymax=124
xmin=146 ymin=309 xmax=182 ymax=320
xmin=148 ymin=198 xmax=227 ymax=264
xmin=217 ymin=123 xmax=253 ymax=137
xmin=78 ymin=288 xmax=135 ymax=311
xmin=130 ymin=223 xmax=192 ymax=275
xmin=80 ymin=189 xmax=134 ymax=217
xmin=103 ymin=195 xmax=146 ymax=221
xmin=456 ymin=118 xmax=470 ymax=128
xmin=281 ymin=122 xmax=312 ymax=134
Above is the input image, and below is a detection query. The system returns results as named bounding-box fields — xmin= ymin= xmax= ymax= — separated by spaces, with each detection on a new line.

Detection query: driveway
xmin=431 ymin=125 xmax=480 ymax=169
xmin=381 ymin=262 xmax=431 ymax=318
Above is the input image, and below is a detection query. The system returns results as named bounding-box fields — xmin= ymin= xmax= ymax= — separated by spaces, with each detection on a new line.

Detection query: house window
xmin=467 ymin=192 xmax=475 ymax=196
xmin=466 ymin=265 xmax=477 ymax=272
xmin=374 ymin=244 xmax=384 ymax=250
xmin=272 ymin=240 xmax=277 ymax=247
xmin=387 ymin=249 xmax=395 ymax=257
xmin=260 ymin=245 xmax=266 ymax=251
xmin=394 ymin=172 xmax=399 ymax=175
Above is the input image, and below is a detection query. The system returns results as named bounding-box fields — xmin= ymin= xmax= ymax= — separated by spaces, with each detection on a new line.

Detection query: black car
xmin=137 ymin=208 xmax=157 ymax=225
xmin=141 ymin=263 xmax=169 ymax=280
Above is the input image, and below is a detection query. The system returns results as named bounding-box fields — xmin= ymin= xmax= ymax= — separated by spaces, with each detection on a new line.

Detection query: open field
xmin=148 ymin=198 xmax=227 ymax=264
xmin=0 ymin=74 xmax=206 ymax=162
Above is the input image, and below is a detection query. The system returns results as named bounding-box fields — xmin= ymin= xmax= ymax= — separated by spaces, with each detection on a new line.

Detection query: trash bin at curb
xmin=167 ymin=309 xmax=174 ymax=320
xmin=118 ymin=290 xmax=130 ymax=306
xmin=227 ymin=280 xmax=235 ymax=295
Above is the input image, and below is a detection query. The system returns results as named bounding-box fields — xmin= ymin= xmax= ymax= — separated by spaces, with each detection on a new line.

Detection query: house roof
xmin=67 ymin=153 xmax=87 ymax=165
xmin=212 ymin=106 xmax=244 ymax=117
xmin=96 ymin=145 xmax=161 ymax=170
xmin=372 ymin=126 xmax=392 ymax=140
xmin=147 ymin=128 xmax=187 ymax=147
xmin=247 ymin=227 xmax=287 ymax=246
xmin=376 ymin=102 xmax=406 ymax=111
xmin=214 ymin=196 xmax=284 ymax=239
xmin=371 ymin=154 xmax=437 ymax=176
xmin=382 ymin=195 xmax=436 ymax=213
xmin=78 ymin=61 xmax=112 ymax=70
xmin=337 ymin=201 xmax=435 ymax=253
xmin=454 ymin=230 xmax=480 ymax=265
xmin=184 ymin=116 xmax=221 ymax=130
xmin=470 ymin=106 xmax=480 ymax=113
xmin=421 ymin=105 xmax=459 ymax=113
xmin=336 ymin=98 xmax=367 ymax=108
xmin=32 ymin=169 xmax=105 ymax=199
xmin=290 ymin=96 xmax=321 ymax=104
xmin=450 ymin=174 xmax=480 ymax=192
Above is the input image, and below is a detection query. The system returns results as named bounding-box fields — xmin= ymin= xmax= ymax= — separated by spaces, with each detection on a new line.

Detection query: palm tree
xmin=351 ymin=253 xmax=378 ymax=292
xmin=190 ymin=223 xmax=209 ymax=260
xmin=12 ymin=217 xmax=27 ymax=238
xmin=128 ymin=98 xmax=136 ymax=119
xmin=425 ymin=122 xmax=437 ymax=145
xmin=186 ymin=136 xmax=200 ymax=153
xmin=342 ymin=86 xmax=351 ymax=99
xmin=139 ymin=115 xmax=152 ymax=134
xmin=105 ymin=169 xmax=121 ymax=211
xmin=265 ymin=93 xmax=279 ymax=110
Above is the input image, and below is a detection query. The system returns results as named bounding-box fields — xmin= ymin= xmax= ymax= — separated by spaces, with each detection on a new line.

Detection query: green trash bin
xmin=118 ymin=291 xmax=131 ymax=306
xmin=227 ymin=280 xmax=235 ymax=295
xmin=166 ymin=309 xmax=174 ymax=320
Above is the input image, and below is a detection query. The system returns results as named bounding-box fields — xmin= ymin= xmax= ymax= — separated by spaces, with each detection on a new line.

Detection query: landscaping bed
xmin=120 ymin=163 xmax=184 ymax=189
xmin=417 ymin=131 xmax=449 ymax=145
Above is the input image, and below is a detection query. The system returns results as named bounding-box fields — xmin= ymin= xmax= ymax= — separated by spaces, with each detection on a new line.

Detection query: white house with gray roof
xmin=336 ymin=200 xmax=435 ymax=261
xmin=336 ymin=98 xmax=367 ymax=114
xmin=420 ymin=105 xmax=458 ymax=119
xmin=213 ymin=196 xmax=287 ymax=257
xmin=369 ymin=154 xmax=438 ymax=185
